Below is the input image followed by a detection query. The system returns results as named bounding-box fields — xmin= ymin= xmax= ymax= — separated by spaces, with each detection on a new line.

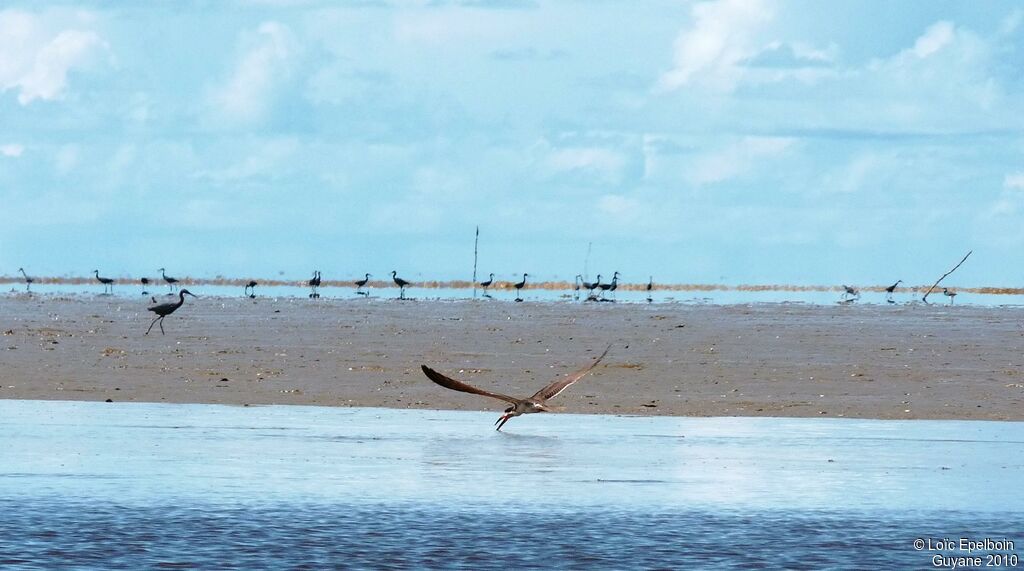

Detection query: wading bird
xmin=355 ymin=273 xmax=371 ymax=296
xmin=420 ymin=345 xmax=611 ymax=431
xmin=582 ymin=275 xmax=601 ymax=300
xmin=943 ymin=288 xmax=957 ymax=304
xmin=841 ymin=285 xmax=859 ymax=301
xmin=140 ymin=277 xmax=150 ymax=295
xmin=308 ymin=271 xmax=321 ymax=298
xmin=18 ymin=268 xmax=33 ymax=292
xmin=245 ymin=280 xmax=257 ymax=298
xmin=145 ymin=289 xmax=197 ymax=335
xmin=646 ymin=276 xmax=654 ymax=303
xmin=480 ymin=273 xmax=495 ymax=297
xmin=599 ymin=272 xmax=620 ymax=300
xmin=391 ymin=271 xmax=411 ymax=299
xmin=94 ymin=270 xmax=114 ymax=294
xmin=513 ymin=273 xmax=528 ymax=302
xmin=885 ymin=280 xmax=902 ymax=303
xmin=159 ymin=268 xmax=178 ymax=292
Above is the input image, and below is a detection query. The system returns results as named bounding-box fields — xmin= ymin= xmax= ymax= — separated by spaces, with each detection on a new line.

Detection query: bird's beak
xmin=495 ymin=413 xmax=511 ymax=431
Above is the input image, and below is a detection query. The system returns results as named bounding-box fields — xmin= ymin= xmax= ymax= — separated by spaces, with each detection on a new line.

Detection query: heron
xmin=159 ymin=268 xmax=178 ymax=292
xmin=885 ymin=280 xmax=902 ymax=303
xmin=140 ymin=277 xmax=150 ymax=295
xmin=420 ymin=345 xmax=611 ymax=431
xmin=841 ymin=285 xmax=859 ymax=301
xmin=646 ymin=276 xmax=654 ymax=303
xmin=391 ymin=271 xmax=411 ymax=300
xmin=145 ymin=289 xmax=197 ymax=335
xmin=308 ymin=271 xmax=321 ymax=298
xmin=480 ymin=273 xmax=495 ymax=297
xmin=94 ymin=270 xmax=114 ymax=294
xmin=513 ymin=273 xmax=528 ymax=302
xmin=943 ymin=288 xmax=957 ymax=304
xmin=244 ymin=280 xmax=257 ymax=298
xmin=599 ymin=272 xmax=620 ymax=300
xmin=18 ymin=268 xmax=33 ymax=292
xmin=354 ymin=273 xmax=371 ymax=296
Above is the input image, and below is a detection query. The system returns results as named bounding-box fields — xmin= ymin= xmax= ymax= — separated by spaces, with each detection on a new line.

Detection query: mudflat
xmin=1 ymin=294 xmax=1021 ymax=420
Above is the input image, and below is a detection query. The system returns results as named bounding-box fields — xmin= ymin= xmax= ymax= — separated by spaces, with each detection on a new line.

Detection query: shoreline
xmin=1 ymin=295 xmax=1022 ymax=421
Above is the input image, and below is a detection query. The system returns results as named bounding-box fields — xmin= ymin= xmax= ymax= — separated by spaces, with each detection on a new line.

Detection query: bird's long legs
xmin=145 ymin=316 xmax=164 ymax=335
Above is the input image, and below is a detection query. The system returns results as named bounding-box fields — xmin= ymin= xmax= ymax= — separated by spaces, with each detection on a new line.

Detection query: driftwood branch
xmin=472 ymin=225 xmax=479 ymax=299
xmin=921 ymin=250 xmax=972 ymax=303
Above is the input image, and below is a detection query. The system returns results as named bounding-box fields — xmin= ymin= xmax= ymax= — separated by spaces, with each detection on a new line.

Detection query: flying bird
xmin=420 ymin=345 xmax=611 ymax=430
xmin=145 ymin=289 xmax=197 ymax=335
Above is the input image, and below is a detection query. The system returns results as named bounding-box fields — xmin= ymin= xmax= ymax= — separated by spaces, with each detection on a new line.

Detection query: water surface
xmin=1 ymin=401 xmax=1021 ymax=568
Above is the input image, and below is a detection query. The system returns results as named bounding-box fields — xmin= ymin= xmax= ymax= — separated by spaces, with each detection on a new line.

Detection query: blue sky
xmin=1 ymin=0 xmax=1023 ymax=286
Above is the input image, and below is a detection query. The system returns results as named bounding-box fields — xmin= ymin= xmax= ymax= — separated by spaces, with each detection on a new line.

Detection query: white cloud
xmin=1 ymin=143 xmax=24 ymax=157
xmin=597 ymin=194 xmax=641 ymax=222
xmin=656 ymin=0 xmax=775 ymax=92
xmin=208 ymin=22 xmax=295 ymax=123
xmin=687 ymin=136 xmax=792 ymax=186
xmin=912 ymin=21 xmax=954 ymax=58
xmin=545 ymin=147 xmax=627 ymax=184
xmin=1004 ymin=172 xmax=1024 ymax=190
xmin=0 ymin=10 xmax=106 ymax=105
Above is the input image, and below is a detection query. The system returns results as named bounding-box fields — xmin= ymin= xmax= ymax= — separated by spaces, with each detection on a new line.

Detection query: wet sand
xmin=1 ymin=294 xmax=1022 ymax=420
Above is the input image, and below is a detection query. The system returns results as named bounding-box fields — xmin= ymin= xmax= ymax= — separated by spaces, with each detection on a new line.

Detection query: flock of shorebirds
xmin=12 ymin=265 xmax=617 ymax=431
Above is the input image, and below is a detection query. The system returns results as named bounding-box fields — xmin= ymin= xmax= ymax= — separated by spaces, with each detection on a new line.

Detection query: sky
xmin=1 ymin=0 xmax=1023 ymax=286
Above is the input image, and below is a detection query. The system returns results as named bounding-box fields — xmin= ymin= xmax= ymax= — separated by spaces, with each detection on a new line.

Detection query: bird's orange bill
xmin=420 ymin=365 xmax=519 ymax=404
xmin=530 ymin=344 xmax=612 ymax=402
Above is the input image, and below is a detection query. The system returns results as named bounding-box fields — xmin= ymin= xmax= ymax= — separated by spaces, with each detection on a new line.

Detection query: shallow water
xmin=1 ymin=401 xmax=1021 ymax=568
xmin=7 ymin=282 xmax=1024 ymax=307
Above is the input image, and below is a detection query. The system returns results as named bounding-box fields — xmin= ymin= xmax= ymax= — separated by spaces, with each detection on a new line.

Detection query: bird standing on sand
xmin=355 ymin=273 xmax=371 ymax=296
xmin=159 ymin=268 xmax=178 ymax=292
xmin=480 ymin=273 xmax=495 ymax=297
xmin=140 ymin=277 xmax=150 ymax=295
xmin=943 ymin=288 xmax=957 ymax=304
xmin=94 ymin=270 xmax=114 ymax=294
xmin=145 ymin=289 xmax=197 ymax=335
xmin=420 ymin=345 xmax=611 ymax=430
xmin=308 ymin=271 xmax=321 ymax=298
xmin=513 ymin=273 xmax=528 ymax=302
xmin=885 ymin=280 xmax=902 ymax=303
xmin=244 ymin=280 xmax=257 ymax=298
xmin=599 ymin=272 xmax=620 ymax=300
xmin=391 ymin=271 xmax=411 ymax=300
xmin=18 ymin=268 xmax=34 ymax=292
xmin=841 ymin=285 xmax=859 ymax=301
xmin=582 ymin=275 xmax=601 ymax=300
